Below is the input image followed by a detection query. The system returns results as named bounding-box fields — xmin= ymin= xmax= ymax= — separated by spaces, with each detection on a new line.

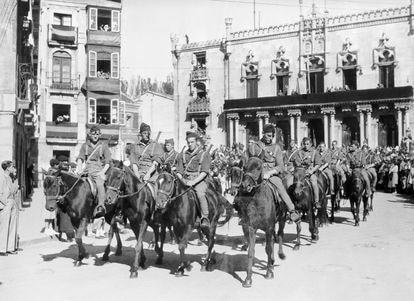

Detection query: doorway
xmin=308 ymin=118 xmax=324 ymax=146
xmin=342 ymin=116 xmax=359 ymax=147
xmin=378 ymin=115 xmax=397 ymax=147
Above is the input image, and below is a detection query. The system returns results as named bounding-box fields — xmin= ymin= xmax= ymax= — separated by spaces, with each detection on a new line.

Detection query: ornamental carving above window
xmin=336 ymin=37 xmax=360 ymax=73
xmin=372 ymin=33 xmax=397 ymax=69
xmin=270 ymin=46 xmax=291 ymax=79
xmin=241 ymin=50 xmax=259 ymax=82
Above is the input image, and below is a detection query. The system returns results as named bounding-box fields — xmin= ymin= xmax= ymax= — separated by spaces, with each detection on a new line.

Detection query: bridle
xmin=106 ymin=167 xmax=149 ymax=201
xmin=230 ymin=166 xmax=243 ymax=189
xmin=45 ymin=174 xmax=81 ymax=204
xmin=243 ymin=172 xmax=261 ymax=190
xmin=157 ymin=172 xmax=194 ymax=205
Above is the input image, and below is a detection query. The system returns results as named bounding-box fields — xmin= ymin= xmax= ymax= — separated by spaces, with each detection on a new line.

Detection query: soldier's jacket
xmin=284 ymin=148 xmax=298 ymax=170
xmin=291 ymin=147 xmax=318 ymax=169
xmin=330 ymin=147 xmax=344 ymax=163
xmin=257 ymin=140 xmax=284 ymax=174
xmin=346 ymin=149 xmax=366 ymax=169
xmin=364 ymin=151 xmax=379 ymax=166
xmin=161 ymin=149 xmax=179 ymax=168
xmin=176 ymin=146 xmax=211 ymax=180
xmin=129 ymin=140 xmax=163 ymax=174
xmin=315 ymin=150 xmax=332 ymax=166
xmin=77 ymin=140 xmax=112 ymax=173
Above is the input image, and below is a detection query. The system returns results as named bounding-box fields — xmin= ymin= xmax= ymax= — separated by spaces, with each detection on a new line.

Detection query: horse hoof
xmin=74 ymin=260 xmax=82 ymax=267
xmin=311 ymin=235 xmax=319 ymax=242
xmin=242 ymin=279 xmax=252 ymax=288
xmin=278 ymin=252 xmax=286 ymax=260
xmin=130 ymin=271 xmax=138 ymax=278
xmin=155 ymin=257 xmax=163 ymax=265
xmin=293 ymin=244 xmax=300 ymax=251
xmin=363 ymin=217 xmax=367 ymax=222
xmin=355 ymin=222 xmax=359 ymax=227
xmin=329 ymin=217 xmax=334 ymax=224
xmin=265 ymin=270 xmax=274 ymax=280
xmin=138 ymin=265 xmax=145 ymax=271
xmin=175 ymin=269 xmax=184 ymax=277
xmin=102 ymin=255 xmax=109 ymax=262
xmin=186 ymin=264 xmax=193 ymax=272
xmin=200 ymin=265 xmax=206 ymax=272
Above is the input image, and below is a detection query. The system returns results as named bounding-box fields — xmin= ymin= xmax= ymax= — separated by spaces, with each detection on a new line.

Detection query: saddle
xmin=84 ymin=177 xmax=98 ymax=199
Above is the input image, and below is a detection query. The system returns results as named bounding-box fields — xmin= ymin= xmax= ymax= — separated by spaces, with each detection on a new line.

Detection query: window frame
xmin=89 ymin=51 xmax=97 ymax=77
xmin=52 ymin=51 xmax=71 ymax=84
xmin=119 ymin=100 xmax=126 ymax=125
xmin=88 ymin=98 xmax=97 ymax=124
xmin=111 ymin=99 xmax=119 ymax=124
xmin=110 ymin=52 xmax=119 ymax=79
xmin=89 ymin=8 xmax=97 ymax=30
xmin=111 ymin=10 xmax=120 ymax=32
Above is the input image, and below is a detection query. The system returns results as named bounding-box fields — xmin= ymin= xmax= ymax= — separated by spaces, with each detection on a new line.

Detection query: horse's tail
xmin=217 ymin=196 xmax=233 ymax=227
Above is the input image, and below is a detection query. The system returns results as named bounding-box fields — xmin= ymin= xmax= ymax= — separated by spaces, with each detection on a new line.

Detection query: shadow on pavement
xmin=387 ymin=193 xmax=414 ymax=209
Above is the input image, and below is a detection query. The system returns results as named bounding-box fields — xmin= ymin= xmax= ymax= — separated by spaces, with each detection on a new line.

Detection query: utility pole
xmin=253 ymin=0 xmax=256 ymax=29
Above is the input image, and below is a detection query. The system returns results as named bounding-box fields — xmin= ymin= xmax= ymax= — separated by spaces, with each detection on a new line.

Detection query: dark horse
xmin=43 ymin=170 xmax=122 ymax=266
xmin=288 ymin=167 xmax=319 ymax=243
xmin=398 ymin=166 xmax=412 ymax=195
xmin=155 ymin=172 xmax=233 ymax=276
xmin=349 ymin=169 xmax=370 ymax=226
xmin=233 ymin=157 xmax=286 ymax=288
xmin=105 ymin=165 xmax=157 ymax=278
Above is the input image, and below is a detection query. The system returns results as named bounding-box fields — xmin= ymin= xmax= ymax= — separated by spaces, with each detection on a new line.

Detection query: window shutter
xmin=111 ymin=52 xmax=119 ymax=78
xmin=89 ymin=8 xmax=97 ymax=30
xmin=119 ymin=101 xmax=125 ymax=125
xmin=89 ymin=51 xmax=97 ymax=77
xmin=132 ymin=112 xmax=139 ymax=129
xmin=88 ymin=98 xmax=96 ymax=124
xmin=111 ymin=10 xmax=120 ymax=32
xmin=111 ymin=99 xmax=119 ymax=124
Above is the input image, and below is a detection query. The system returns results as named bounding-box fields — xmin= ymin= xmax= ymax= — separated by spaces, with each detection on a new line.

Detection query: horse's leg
xmin=264 ymin=227 xmax=275 ymax=280
xmin=355 ymin=197 xmax=361 ymax=226
xmin=74 ymin=218 xmax=89 ymax=266
xmin=241 ymin=223 xmax=249 ymax=251
xmin=350 ymin=198 xmax=357 ymax=226
xmin=155 ymin=223 xmax=166 ymax=265
xmin=277 ymin=219 xmax=286 ymax=259
xmin=175 ymin=225 xmax=193 ymax=276
xmin=293 ymin=219 xmax=301 ymax=251
xmin=362 ymin=195 xmax=369 ymax=222
xmin=330 ymin=193 xmax=335 ymax=223
xmin=129 ymin=220 xmax=148 ymax=278
xmin=102 ymin=216 xmax=116 ymax=261
xmin=202 ymin=222 xmax=217 ymax=272
xmin=309 ymin=206 xmax=319 ymax=242
xmin=242 ymin=227 xmax=256 ymax=288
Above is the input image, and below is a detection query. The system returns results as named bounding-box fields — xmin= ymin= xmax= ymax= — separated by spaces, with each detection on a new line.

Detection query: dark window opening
xmin=53 ymin=13 xmax=72 ymax=26
xmin=97 ymin=56 xmax=110 ymax=78
xmin=308 ymin=72 xmax=324 ymax=94
xmin=98 ymin=9 xmax=112 ymax=31
xmin=246 ymin=78 xmax=258 ymax=98
xmin=53 ymin=104 xmax=70 ymax=124
xmin=343 ymin=69 xmax=357 ymax=90
xmin=276 ymin=76 xmax=289 ymax=96
xmin=194 ymin=82 xmax=207 ymax=99
xmin=53 ymin=150 xmax=70 ymax=163
xmin=97 ymin=98 xmax=110 ymax=125
xmin=52 ymin=52 xmax=71 ymax=89
xmin=194 ymin=52 xmax=206 ymax=69
xmin=379 ymin=65 xmax=394 ymax=88
xmin=195 ymin=119 xmax=207 ymax=134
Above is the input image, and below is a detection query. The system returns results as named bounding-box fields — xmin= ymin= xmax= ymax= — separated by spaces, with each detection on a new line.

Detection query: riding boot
xmin=311 ymin=175 xmax=321 ymax=209
xmin=199 ymin=196 xmax=210 ymax=228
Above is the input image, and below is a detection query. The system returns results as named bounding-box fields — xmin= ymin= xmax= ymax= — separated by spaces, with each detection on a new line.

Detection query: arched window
xmin=52 ymin=51 xmax=71 ymax=88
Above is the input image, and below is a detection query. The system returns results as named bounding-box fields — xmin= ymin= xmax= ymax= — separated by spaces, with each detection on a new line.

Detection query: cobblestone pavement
xmin=1 ymin=192 xmax=414 ymax=301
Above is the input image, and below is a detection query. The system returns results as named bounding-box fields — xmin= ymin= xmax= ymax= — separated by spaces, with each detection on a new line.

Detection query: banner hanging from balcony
xmin=51 ymin=25 xmax=76 ymax=43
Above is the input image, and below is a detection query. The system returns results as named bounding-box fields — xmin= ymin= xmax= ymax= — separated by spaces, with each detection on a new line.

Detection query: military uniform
xmin=77 ymin=140 xmax=112 ymax=209
xmin=330 ymin=146 xmax=347 ymax=185
xmin=345 ymin=149 xmax=372 ymax=197
xmin=364 ymin=150 xmax=379 ymax=190
xmin=315 ymin=149 xmax=335 ymax=195
xmin=129 ymin=140 xmax=163 ymax=182
xmin=160 ymin=149 xmax=179 ymax=171
xmin=176 ymin=145 xmax=211 ymax=220
xmin=290 ymin=146 xmax=320 ymax=206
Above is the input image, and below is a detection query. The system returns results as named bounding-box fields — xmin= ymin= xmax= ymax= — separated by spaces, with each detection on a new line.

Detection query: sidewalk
xmin=18 ymin=188 xmax=54 ymax=246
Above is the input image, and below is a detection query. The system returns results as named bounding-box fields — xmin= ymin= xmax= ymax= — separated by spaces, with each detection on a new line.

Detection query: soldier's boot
xmin=275 ymin=181 xmax=300 ymax=223
xmin=199 ymin=196 xmax=210 ymax=229
xmin=94 ymin=186 xmax=107 ymax=218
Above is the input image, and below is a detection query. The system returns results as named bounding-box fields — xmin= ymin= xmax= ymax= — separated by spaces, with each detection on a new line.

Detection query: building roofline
xmin=141 ymin=90 xmax=174 ymax=100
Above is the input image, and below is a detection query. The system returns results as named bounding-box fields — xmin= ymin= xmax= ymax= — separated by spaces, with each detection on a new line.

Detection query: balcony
xmin=223 ymin=86 xmax=414 ymax=112
xmin=191 ymin=68 xmax=208 ymax=81
xmin=46 ymin=122 xmax=78 ymax=144
xmin=87 ymin=30 xmax=120 ymax=46
xmin=86 ymin=77 xmax=120 ymax=95
xmin=48 ymin=25 xmax=78 ymax=47
xmin=120 ymin=127 xmax=139 ymax=143
xmin=187 ymin=97 xmax=210 ymax=116
xmin=49 ymin=77 xmax=79 ymax=95
xmin=86 ymin=123 xmax=119 ymax=144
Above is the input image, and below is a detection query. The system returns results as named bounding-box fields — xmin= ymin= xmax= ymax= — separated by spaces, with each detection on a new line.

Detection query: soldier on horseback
xmin=76 ymin=125 xmax=112 ymax=218
xmin=330 ymin=140 xmax=347 ymax=188
xmin=345 ymin=141 xmax=372 ymax=198
xmin=176 ymin=131 xmax=212 ymax=228
xmin=252 ymin=124 xmax=300 ymax=222
xmin=159 ymin=138 xmax=179 ymax=172
xmin=362 ymin=145 xmax=378 ymax=192
xmin=128 ymin=123 xmax=163 ymax=182
xmin=316 ymin=142 xmax=335 ymax=199
xmin=290 ymin=137 xmax=321 ymax=208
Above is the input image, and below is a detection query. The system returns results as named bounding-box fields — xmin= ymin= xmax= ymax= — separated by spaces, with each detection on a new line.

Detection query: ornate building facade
xmin=172 ymin=3 xmax=414 ymax=150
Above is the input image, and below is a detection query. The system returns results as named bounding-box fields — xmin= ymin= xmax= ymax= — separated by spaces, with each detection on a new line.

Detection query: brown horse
xmin=234 ymin=157 xmax=286 ymax=288
xmin=105 ymin=165 xmax=158 ymax=278
xmin=155 ymin=172 xmax=233 ymax=275
xmin=43 ymin=170 xmax=122 ymax=266
xmin=349 ymin=168 xmax=370 ymax=226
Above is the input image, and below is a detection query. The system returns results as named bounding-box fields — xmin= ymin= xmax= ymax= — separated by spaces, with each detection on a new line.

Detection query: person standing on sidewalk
xmin=0 ymin=160 xmax=19 ymax=256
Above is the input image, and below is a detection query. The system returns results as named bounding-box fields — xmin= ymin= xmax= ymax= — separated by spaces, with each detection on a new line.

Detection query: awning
xmin=51 ymin=25 xmax=76 ymax=43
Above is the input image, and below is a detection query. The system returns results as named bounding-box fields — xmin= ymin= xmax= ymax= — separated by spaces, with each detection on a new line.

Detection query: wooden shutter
xmin=111 ymin=52 xmax=119 ymax=78
xmin=111 ymin=10 xmax=120 ymax=32
xmin=111 ymin=99 xmax=119 ymax=124
xmin=119 ymin=101 xmax=125 ymax=125
xmin=89 ymin=51 xmax=97 ymax=77
xmin=89 ymin=8 xmax=97 ymax=30
xmin=88 ymin=98 xmax=96 ymax=123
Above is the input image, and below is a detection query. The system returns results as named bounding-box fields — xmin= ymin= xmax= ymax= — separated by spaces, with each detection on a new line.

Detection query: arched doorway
xmin=308 ymin=118 xmax=324 ymax=146
xmin=342 ymin=116 xmax=359 ymax=147
xmin=378 ymin=115 xmax=397 ymax=147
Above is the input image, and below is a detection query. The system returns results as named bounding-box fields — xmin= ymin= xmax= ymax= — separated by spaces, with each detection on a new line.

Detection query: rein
xmin=107 ymin=168 xmax=150 ymax=200
xmin=46 ymin=174 xmax=82 ymax=203
xmin=158 ymin=174 xmax=194 ymax=203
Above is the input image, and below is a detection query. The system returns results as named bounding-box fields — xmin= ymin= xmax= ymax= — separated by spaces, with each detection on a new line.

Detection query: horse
xmin=289 ymin=167 xmax=319 ymax=243
xmin=349 ymin=169 xmax=370 ymax=226
xmin=398 ymin=166 xmax=411 ymax=195
xmin=105 ymin=165 xmax=158 ymax=278
xmin=329 ymin=167 xmax=342 ymax=221
xmin=43 ymin=170 xmax=122 ymax=266
xmin=315 ymin=170 xmax=330 ymax=226
xmin=155 ymin=172 xmax=233 ymax=276
xmin=233 ymin=157 xmax=286 ymax=288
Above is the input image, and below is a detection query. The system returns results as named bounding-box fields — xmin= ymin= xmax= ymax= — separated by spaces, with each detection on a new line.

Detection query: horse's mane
xmin=244 ymin=157 xmax=263 ymax=182
xmin=122 ymin=165 xmax=143 ymax=187
xmin=60 ymin=170 xmax=82 ymax=187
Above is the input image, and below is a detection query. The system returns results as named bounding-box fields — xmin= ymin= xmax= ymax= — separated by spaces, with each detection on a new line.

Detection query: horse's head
xmin=241 ymin=157 xmax=262 ymax=194
xmin=229 ymin=165 xmax=243 ymax=196
xmin=156 ymin=172 xmax=176 ymax=211
xmin=292 ymin=167 xmax=307 ymax=199
xmin=43 ymin=173 xmax=63 ymax=212
xmin=351 ymin=169 xmax=364 ymax=195
xmin=105 ymin=167 xmax=124 ymax=205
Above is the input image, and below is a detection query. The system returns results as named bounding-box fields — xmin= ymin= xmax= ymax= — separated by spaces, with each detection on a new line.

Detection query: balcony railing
xmin=191 ymin=68 xmax=208 ymax=81
xmin=187 ymin=97 xmax=210 ymax=115
xmin=46 ymin=122 xmax=78 ymax=141
xmin=224 ymin=86 xmax=414 ymax=112
xmin=87 ymin=30 xmax=120 ymax=46
xmin=49 ymin=77 xmax=79 ymax=91
xmin=48 ymin=24 xmax=78 ymax=46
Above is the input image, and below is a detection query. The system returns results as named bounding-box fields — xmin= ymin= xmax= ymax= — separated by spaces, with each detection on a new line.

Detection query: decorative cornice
xmin=395 ymin=102 xmax=411 ymax=110
xmin=356 ymin=104 xmax=372 ymax=112
xmin=321 ymin=106 xmax=335 ymax=114
xmin=226 ymin=112 xmax=240 ymax=119
xmin=288 ymin=109 xmax=302 ymax=116
xmin=256 ymin=110 xmax=270 ymax=118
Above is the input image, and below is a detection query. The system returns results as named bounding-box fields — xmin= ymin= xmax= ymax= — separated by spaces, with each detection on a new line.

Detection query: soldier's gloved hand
xmin=263 ymin=171 xmax=272 ymax=180
xmin=186 ymin=180 xmax=195 ymax=187
xmin=143 ymin=173 xmax=151 ymax=182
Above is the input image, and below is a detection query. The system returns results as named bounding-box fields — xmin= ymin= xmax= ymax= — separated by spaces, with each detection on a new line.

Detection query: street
xmin=1 ymin=191 xmax=414 ymax=301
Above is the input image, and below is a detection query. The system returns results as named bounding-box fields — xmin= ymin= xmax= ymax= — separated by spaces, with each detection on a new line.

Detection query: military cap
xmin=165 ymin=138 xmax=174 ymax=145
xmin=263 ymin=123 xmax=275 ymax=134
xmin=186 ymin=131 xmax=198 ymax=139
xmin=140 ymin=122 xmax=151 ymax=133
xmin=49 ymin=158 xmax=60 ymax=167
xmin=89 ymin=125 xmax=101 ymax=133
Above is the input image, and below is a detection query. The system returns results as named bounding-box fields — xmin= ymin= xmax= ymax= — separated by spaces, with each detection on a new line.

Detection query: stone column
xmin=257 ymin=111 xmax=269 ymax=137
xmin=397 ymin=108 xmax=403 ymax=144
xmin=295 ymin=115 xmax=301 ymax=144
xmin=338 ymin=121 xmax=343 ymax=147
xmin=289 ymin=114 xmax=295 ymax=142
xmin=366 ymin=109 xmax=372 ymax=148
xmin=258 ymin=117 xmax=263 ymax=136
xmin=405 ymin=109 xmax=410 ymax=133
xmin=323 ymin=113 xmax=329 ymax=145
xmin=229 ymin=118 xmax=234 ymax=146
xmin=234 ymin=116 xmax=239 ymax=145
xmin=359 ymin=110 xmax=365 ymax=146
xmin=329 ymin=112 xmax=335 ymax=146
